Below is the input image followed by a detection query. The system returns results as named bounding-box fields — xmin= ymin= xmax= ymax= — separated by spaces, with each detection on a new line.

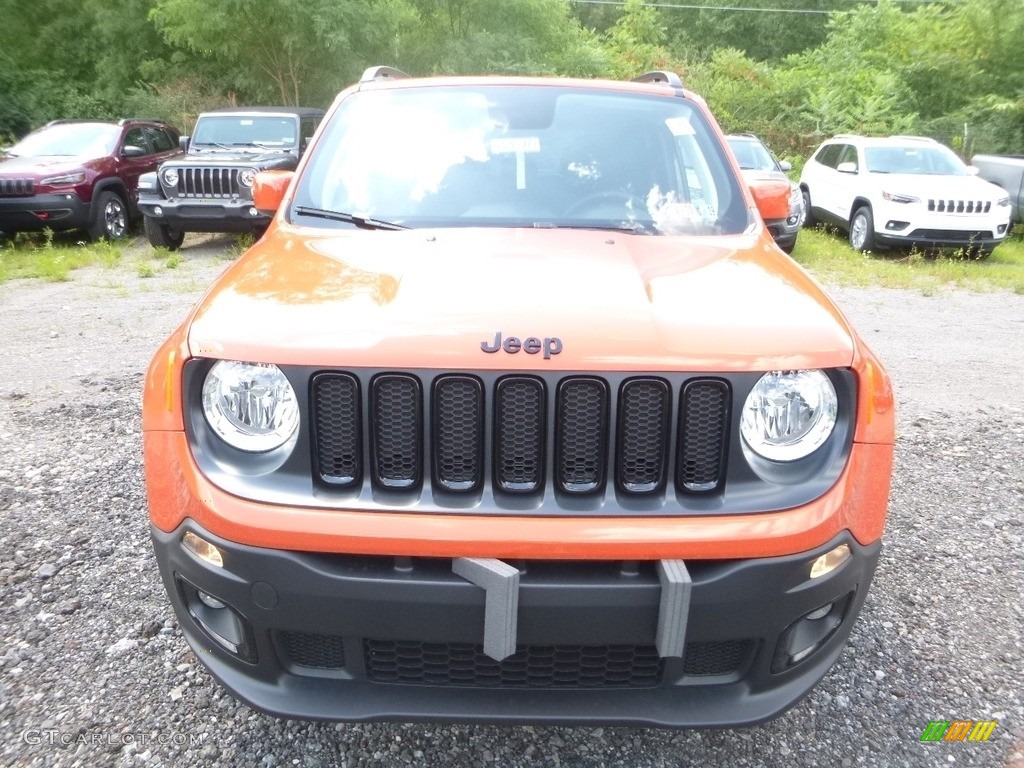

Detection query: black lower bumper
xmin=152 ymin=521 xmax=880 ymax=727
xmin=0 ymin=193 xmax=90 ymax=234
xmin=138 ymin=196 xmax=269 ymax=233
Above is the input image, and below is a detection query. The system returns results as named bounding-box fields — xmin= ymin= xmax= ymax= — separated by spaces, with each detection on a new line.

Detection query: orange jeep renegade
xmin=143 ymin=67 xmax=894 ymax=727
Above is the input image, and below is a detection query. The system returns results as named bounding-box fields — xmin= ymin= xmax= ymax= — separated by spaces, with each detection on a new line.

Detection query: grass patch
xmin=137 ymin=262 xmax=157 ymax=278
xmin=0 ymin=231 xmax=127 ymax=284
xmin=791 ymin=227 xmax=1024 ymax=294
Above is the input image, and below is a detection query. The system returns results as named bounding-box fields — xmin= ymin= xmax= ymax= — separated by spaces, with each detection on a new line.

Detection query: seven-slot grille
xmin=171 ymin=166 xmax=243 ymax=198
xmin=0 ymin=178 xmax=34 ymax=197
xmin=926 ymin=198 xmax=992 ymax=214
xmin=311 ymin=372 xmax=730 ymax=498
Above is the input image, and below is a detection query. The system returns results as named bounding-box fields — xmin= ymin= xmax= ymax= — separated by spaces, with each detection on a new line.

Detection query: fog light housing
xmin=772 ymin=592 xmax=853 ymax=672
xmin=153 ymin=205 xmax=163 ymax=217
xmin=997 ymin=224 xmax=1007 ymax=234
xmin=176 ymin=577 xmax=256 ymax=663
xmin=248 ymin=206 xmax=259 ymax=217
xmin=885 ymin=220 xmax=909 ymax=231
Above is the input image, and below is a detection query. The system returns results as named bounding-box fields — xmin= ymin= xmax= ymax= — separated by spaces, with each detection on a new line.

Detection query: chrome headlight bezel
xmin=238 ymin=168 xmax=257 ymax=187
xmin=740 ymin=370 xmax=839 ymax=462
xmin=201 ymin=360 xmax=300 ymax=453
xmin=161 ymin=167 xmax=180 ymax=187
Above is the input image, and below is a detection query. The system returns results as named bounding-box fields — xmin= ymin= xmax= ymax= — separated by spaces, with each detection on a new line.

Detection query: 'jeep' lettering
xmin=481 ymin=332 xmax=563 ymax=360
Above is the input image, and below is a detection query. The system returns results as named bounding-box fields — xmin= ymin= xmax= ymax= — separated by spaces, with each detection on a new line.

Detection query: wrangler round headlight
xmin=740 ymin=370 xmax=837 ymax=462
xmin=238 ymin=168 xmax=256 ymax=187
xmin=161 ymin=167 xmax=179 ymax=187
xmin=201 ymin=361 xmax=299 ymax=452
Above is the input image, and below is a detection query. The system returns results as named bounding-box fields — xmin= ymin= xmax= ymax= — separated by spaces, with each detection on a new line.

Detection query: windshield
xmin=292 ymin=86 xmax=747 ymax=235
xmin=864 ymin=144 xmax=968 ymax=175
xmin=10 ymin=123 xmax=119 ymax=158
xmin=727 ymin=137 xmax=777 ymax=171
xmin=192 ymin=115 xmax=298 ymax=148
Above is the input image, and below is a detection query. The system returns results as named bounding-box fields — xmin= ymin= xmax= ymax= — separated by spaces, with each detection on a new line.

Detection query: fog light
xmin=805 ymin=603 xmax=833 ymax=620
xmin=810 ymin=544 xmax=850 ymax=579
xmin=885 ymin=220 xmax=909 ymax=231
xmin=197 ymin=590 xmax=226 ymax=609
xmin=248 ymin=206 xmax=259 ymax=217
xmin=182 ymin=531 xmax=224 ymax=568
xmin=153 ymin=205 xmax=163 ymax=216
xmin=998 ymin=224 xmax=1007 ymax=234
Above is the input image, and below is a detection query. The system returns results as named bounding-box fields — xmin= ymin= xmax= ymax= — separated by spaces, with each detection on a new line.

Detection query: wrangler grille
xmin=927 ymin=198 xmax=991 ymax=214
xmin=0 ymin=178 xmax=34 ymax=197
xmin=311 ymin=372 xmax=730 ymax=499
xmin=173 ymin=166 xmax=243 ymax=198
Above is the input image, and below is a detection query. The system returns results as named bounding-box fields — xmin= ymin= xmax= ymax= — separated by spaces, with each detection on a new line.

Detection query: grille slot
xmin=364 ymin=640 xmax=663 ymax=688
xmin=371 ymin=374 xmax=422 ymax=489
xmin=280 ymin=631 xmax=346 ymax=669
xmin=677 ymin=380 xmax=730 ymax=493
xmin=433 ymin=376 xmax=484 ymax=491
xmin=0 ymin=178 xmax=34 ymax=197
xmin=681 ymin=640 xmax=752 ymax=676
xmin=906 ymin=228 xmax=994 ymax=242
xmin=178 ymin=166 xmax=241 ymax=197
xmin=494 ymin=377 xmax=545 ymax=493
xmin=555 ymin=378 xmax=608 ymax=494
xmin=617 ymin=379 xmax=671 ymax=494
xmin=313 ymin=373 xmax=361 ymax=487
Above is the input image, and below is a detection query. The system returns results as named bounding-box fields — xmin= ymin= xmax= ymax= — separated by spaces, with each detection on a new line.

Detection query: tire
xmin=800 ymin=188 xmax=816 ymax=228
xmin=849 ymin=206 xmax=875 ymax=252
xmin=88 ymin=190 xmax=128 ymax=241
xmin=144 ymin=216 xmax=185 ymax=250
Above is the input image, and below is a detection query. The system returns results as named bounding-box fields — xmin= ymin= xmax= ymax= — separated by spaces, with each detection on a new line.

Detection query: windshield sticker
xmin=490 ymin=137 xmax=540 ymax=154
xmin=240 ymin=120 xmax=254 ymax=126
xmin=665 ymin=117 xmax=695 ymax=136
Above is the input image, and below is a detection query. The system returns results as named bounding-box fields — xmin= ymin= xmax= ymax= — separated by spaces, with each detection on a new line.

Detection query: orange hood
xmin=186 ymin=227 xmax=855 ymax=372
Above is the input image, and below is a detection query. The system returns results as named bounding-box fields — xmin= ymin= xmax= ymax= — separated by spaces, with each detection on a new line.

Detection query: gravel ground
xmin=0 ymin=237 xmax=1022 ymax=767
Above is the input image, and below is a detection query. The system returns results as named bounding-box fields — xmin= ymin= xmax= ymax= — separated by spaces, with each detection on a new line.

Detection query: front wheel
xmin=849 ymin=206 xmax=875 ymax=252
xmin=800 ymin=188 xmax=816 ymax=228
xmin=144 ymin=216 xmax=185 ymax=250
xmin=88 ymin=191 xmax=128 ymax=241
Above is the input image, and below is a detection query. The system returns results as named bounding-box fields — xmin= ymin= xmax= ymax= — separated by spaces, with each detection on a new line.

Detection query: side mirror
xmin=837 ymin=161 xmax=858 ymax=174
xmin=778 ymin=160 xmax=792 ymax=173
xmin=966 ymin=165 xmax=980 ymax=176
xmin=253 ymin=170 xmax=294 ymax=215
xmin=749 ymin=179 xmax=791 ymax=222
xmin=122 ymin=145 xmax=147 ymax=158
xmin=179 ymin=135 xmax=190 ymax=151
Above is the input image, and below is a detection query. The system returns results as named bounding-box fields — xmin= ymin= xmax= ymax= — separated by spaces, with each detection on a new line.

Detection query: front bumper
xmin=153 ymin=519 xmax=880 ymax=727
xmin=0 ymin=193 xmax=90 ymax=233
xmin=138 ymin=194 xmax=269 ymax=233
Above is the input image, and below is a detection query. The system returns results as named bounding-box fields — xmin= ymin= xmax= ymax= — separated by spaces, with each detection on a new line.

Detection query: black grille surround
xmin=163 ymin=165 xmax=248 ymax=199
xmin=183 ymin=363 xmax=856 ymax=517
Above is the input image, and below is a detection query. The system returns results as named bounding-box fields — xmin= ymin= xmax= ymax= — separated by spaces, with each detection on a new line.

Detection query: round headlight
xmin=201 ymin=361 xmax=299 ymax=452
xmin=740 ymin=370 xmax=837 ymax=462
xmin=161 ymin=167 xmax=179 ymax=187
xmin=238 ymin=168 xmax=256 ymax=187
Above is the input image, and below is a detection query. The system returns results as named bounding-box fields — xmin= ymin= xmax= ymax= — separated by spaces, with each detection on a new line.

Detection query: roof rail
xmin=118 ymin=117 xmax=161 ymax=125
xmin=890 ymin=135 xmax=937 ymax=143
xmin=632 ymin=71 xmax=684 ymax=89
xmin=360 ymin=66 xmax=410 ymax=83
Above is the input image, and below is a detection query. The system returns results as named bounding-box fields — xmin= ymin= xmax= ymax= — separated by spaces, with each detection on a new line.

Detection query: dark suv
xmin=137 ymin=107 xmax=324 ymax=249
xmin=0 ymin=119 xmax=182 ymax=241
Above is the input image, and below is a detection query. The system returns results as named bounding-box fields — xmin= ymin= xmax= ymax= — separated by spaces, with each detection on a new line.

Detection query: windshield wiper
xmin=293 ymin=206 xmax=408 ymax=231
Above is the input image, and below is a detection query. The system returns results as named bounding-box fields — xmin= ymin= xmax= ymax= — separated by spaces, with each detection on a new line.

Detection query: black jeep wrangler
xmin=137 ymin=107 xmax=324 ymax=249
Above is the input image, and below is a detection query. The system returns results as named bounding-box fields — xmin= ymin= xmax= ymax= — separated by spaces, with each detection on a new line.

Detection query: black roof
xmin=199 ymin=107 xmax=325 ymax=118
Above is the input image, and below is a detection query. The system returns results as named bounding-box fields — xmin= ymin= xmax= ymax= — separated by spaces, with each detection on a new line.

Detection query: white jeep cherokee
xmin=799 ymin=135 xmax=1012 ymax=256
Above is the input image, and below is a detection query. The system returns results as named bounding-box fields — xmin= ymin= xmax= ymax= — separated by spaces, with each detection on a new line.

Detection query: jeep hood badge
xmin=481 ymin=332 xmax=563 ymax=359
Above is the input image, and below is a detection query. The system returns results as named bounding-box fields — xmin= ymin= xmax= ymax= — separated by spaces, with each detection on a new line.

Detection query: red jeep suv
xmin=0 ymin=118 xmax=181 ymax=241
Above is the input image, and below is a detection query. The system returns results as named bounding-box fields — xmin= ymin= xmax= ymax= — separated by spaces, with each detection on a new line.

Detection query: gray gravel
xmin=0 ymin=238 xmax=1022 ymax=767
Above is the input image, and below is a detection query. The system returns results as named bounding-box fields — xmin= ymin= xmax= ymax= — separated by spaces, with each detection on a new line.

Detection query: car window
xmin=145 ymin=126 xmax=176 ymax=153
xmin=193 ymin=116 xmax=298 ymax=148
xmin=123 ymin=127 xmax=152 ymax=155
xmin=815 ymin=144 xmax=841 ymax=169
xmin=836 ymin=145 xmax=859 ymax=170
xmin=8 ymin=123 xmax=120 ymax=158
xmin=293 ymin=86 xmax=747 ymax=236
xmin=301 ymin=118 xmax=318 ymax=143
xmin=727 ymin=138 xmax=776 ymax=171
xmin=864 ymin=145 xmax=968 ymax=176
